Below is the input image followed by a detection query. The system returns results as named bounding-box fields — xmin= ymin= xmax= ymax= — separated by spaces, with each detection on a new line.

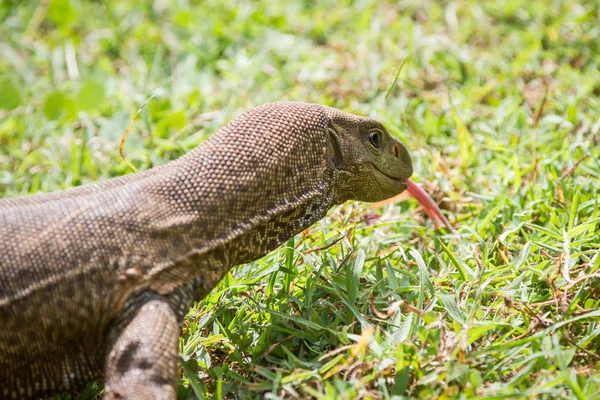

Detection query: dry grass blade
xmin=533 ymin=86 xmax=549 ymax=129
xmin=119 ymin=94 xmax=155 ymax=171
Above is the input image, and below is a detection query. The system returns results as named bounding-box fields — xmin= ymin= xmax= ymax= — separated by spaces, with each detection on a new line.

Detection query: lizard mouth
xmin=370 ymin=164 xmax=409 ymax=184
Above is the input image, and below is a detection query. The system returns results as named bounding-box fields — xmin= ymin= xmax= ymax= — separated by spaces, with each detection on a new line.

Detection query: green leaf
xmin=179 ymin=355 xmax=207 ymax=400
xmin=385 ymin=260 xmax=398 ymax=290
xmin=467 ymin=324 xmax=500 ymax=346
xmin=78 ymin=80 xmax=106 ymax=111
xmin=48 ymin=0 xmax=77 ymax=27
xmin=43 ymin=91 xmax=66 ymax=120
xmin=438 ymin=238 xmax=474 ymax=281
xmin=391 ymin=368 xmax=410 ymax=395
xmin=440 ymin=292 xmax=465 ymax=326
xmin=0 ymin=78 xmax=22 ymax=110
xmin=449 ymin=92 xmax=474 ymax=168
xmin=568 ymin=189 xmax=580 ymax=232
xmin=347 ymin=249 xmax=365 ymax=307
xmin=478 ymin=199 xmax=505 ymax=235
xmin=410 ymin=248 xmax=435 ymax=297
xmin=155 ymin=110 xmax=187 ymax=138
xmin=512 ymin=153 xmax=522 ymax=191
xmin=567 ymin=217 xmax=600 ymax=239
xmin=524 ymin=223 xmax=563 ymax=241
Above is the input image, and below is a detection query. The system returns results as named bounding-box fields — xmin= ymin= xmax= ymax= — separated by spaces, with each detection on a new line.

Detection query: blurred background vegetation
xmin=1 ymin=0 xmax=599 ymax=399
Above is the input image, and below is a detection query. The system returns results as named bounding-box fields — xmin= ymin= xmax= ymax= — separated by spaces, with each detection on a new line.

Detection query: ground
xmin=0 ymin=0 xmax=599 ymax=399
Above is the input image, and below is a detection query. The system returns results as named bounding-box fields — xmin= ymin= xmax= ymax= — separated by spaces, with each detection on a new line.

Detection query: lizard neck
xmin=141 ymin=159 xmax=336 ymax=297
xmin=155 ymin=154 xmax=337 ymax=264
xmin=129 ymin=102 xmax=341 ymax=296
xmin=141 ymin=132 xmax=337 ymax=295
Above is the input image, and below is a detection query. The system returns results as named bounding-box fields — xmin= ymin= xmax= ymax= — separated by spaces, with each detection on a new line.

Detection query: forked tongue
xmin=406 ymin=179 xmax=454 ymax=232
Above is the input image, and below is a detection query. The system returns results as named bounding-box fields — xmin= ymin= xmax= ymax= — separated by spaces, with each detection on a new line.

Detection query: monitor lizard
xmin=0 ymin=102 xmax=418 ymax=399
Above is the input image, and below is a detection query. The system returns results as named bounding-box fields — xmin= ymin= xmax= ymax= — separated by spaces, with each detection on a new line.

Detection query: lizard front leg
xmin=104 ymin=291 xmax=179 ymax=399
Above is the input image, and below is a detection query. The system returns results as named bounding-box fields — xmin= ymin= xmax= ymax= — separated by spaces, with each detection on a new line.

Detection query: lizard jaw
xmin=371 ymin=164 xmax=410 ymax=183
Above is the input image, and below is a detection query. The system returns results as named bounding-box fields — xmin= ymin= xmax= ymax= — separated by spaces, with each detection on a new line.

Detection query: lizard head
xmin=326 ymin=108 xmax=413 ymax=203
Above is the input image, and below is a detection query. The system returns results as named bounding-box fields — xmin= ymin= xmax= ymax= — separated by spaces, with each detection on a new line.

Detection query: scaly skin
xmin=0 ymin=102 xmax=412 ymax=399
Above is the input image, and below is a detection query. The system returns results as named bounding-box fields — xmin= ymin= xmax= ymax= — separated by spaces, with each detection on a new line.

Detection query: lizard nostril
xmin=393 ymin=144 xmax=399 ymax=158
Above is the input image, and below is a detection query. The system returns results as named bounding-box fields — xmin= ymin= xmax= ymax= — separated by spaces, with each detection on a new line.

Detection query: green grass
xmin=1 ymin=0 xmax=600 ymax=399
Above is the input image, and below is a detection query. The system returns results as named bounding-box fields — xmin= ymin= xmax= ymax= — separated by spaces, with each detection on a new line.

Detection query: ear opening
xmin=327 ymin=126 xmax=344 ymax=168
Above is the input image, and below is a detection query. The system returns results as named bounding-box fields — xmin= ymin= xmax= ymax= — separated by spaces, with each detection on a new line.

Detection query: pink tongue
xmin=406 ymin=179 xmax=454 ymax=232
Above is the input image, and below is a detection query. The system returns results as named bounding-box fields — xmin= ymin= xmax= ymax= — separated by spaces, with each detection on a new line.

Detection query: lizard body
xmin=0 ymin=102 xmax=412 ymax=399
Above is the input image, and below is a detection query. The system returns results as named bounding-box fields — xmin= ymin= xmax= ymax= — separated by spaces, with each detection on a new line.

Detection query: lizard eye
xmin=368 ymin=131 xmax=382 ymax=148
